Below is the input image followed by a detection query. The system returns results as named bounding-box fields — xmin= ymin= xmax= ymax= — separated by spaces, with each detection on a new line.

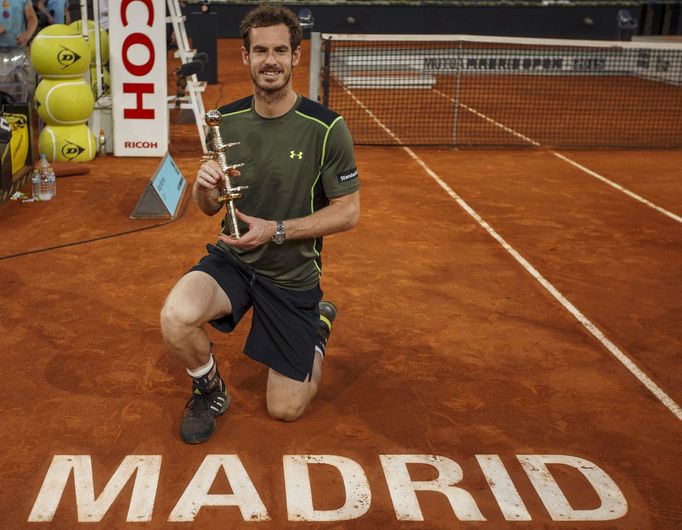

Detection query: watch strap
xmin=272 ymin=220 xmax=286 ymax=243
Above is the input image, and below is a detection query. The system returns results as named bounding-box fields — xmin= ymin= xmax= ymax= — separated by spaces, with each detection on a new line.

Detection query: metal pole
xmin=78 ymin=0 xmax=90 ymax=88
xmin=93 ymin=0 xmax=103 ymax=98
xmin=309 ymin=32 xmax=321 ymax=102
xmin=452 ymin=41 xmax=461 ymax=146
xmin=322 ymin=37 xmax=330 ymax=108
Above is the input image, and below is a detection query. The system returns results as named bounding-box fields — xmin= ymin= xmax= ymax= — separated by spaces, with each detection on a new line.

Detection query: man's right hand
xmin=195 ymin=160 xmax=241 ymax=192
xmin=193 ymin=159 xmax=242 ymax=214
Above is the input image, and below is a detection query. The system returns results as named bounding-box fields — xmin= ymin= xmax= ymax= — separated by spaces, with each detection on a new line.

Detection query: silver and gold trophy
xmin=204 ymin=109 xmax=247 ymax=238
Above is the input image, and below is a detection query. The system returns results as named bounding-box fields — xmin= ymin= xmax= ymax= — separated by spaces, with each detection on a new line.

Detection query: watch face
xmin=273 ymin=222 xmax=285 ymax=244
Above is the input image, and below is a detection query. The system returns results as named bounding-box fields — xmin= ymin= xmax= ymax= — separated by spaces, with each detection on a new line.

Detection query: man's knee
xmin=159 ymin=300 xmax=178 ymax=334
xmin=267 ymin=399 xmax=306 ymax=422
xmin=160 ymin=298 xmax=199 ymax=337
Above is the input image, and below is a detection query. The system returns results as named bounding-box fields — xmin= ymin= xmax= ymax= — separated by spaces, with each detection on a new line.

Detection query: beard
xmin=251 ymin=67 xmax=293 ymax=96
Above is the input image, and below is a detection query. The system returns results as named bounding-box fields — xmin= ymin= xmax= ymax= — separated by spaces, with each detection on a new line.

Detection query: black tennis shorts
xmin=190 ymin=244 xmax=323 ymax=382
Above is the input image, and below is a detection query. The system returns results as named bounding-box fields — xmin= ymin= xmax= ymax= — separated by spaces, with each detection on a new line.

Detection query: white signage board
xmin=109 ymin=0 xmax=168 ymax=156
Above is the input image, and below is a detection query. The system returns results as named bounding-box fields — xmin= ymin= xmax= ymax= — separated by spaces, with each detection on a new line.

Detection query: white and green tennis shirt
xmin=212 ymin=94 xmax=360 ymax=290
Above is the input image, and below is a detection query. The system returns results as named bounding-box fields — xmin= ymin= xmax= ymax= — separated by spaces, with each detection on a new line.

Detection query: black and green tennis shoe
xmin=180 ymin=364 xmax=230 ymax=444
xmin=316 ymin=300 xmax=337 ymax=358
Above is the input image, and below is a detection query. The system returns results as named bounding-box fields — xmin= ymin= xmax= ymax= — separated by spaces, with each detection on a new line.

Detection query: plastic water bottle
xmin=46 ymin=166 xmax=56 ymax=198
xmin=38 ymin=153 xmax=53 ymax=201
xmin=31 ymin=169 xmax=40 ymax=200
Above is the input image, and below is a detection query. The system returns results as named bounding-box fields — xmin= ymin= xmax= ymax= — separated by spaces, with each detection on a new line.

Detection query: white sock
xmin=186 ymin=354 xmax=214 ymax=378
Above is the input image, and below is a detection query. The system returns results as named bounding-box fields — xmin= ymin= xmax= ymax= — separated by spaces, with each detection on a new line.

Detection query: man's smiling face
xmin=242 ymin=24 xmax=301 ymax=94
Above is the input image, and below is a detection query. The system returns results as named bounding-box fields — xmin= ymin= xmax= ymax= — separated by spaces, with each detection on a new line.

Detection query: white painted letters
xmin=27 ymin=453 xmax=627 ymax=524
xmin=380 ymin=454 xmax=486 ymax=521
xmin=28 ymin=455 xmax=161 ymax=522
xmin=168 ymin=455 xmax=269 ymax=522
xmin=518 ymin=455 xmax=627 ymax=521
xmin=284 ymin=454 xmax=372 ymax=521
xmin=476 ymin=454 xmax=531 ymax=521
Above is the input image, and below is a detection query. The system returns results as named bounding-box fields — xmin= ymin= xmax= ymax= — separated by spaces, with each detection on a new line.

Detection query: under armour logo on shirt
xmin=289 ymin=150 xmax=303 ymax=159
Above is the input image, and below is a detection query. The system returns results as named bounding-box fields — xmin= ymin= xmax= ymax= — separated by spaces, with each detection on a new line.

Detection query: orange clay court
xmin=0 ymin=39 xmax=681 ymax=529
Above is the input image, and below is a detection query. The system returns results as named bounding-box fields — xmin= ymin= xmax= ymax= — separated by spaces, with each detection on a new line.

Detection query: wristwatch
xmin=272 ymin=220 xmax=286 ymax=244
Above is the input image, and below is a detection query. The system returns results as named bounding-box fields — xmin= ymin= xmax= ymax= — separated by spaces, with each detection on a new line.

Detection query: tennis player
xmin=160 ymin=5 xmax=360 ymax=444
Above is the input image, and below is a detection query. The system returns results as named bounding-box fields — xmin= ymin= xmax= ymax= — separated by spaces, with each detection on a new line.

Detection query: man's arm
xmin=283 ymin=191 xmax=360 ymax=239
xmin=218 ymin=190 xmax=360 ymax=250
xmin=35 ymin=0 xmax=53 ymax=24
xmin=18 ymin=2 xmax=38 ymax=46
xmin=193 ymin=159 xmax=239 ymax=216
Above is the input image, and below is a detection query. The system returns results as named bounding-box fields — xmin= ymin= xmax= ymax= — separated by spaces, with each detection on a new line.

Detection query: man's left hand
xmin=217 ymin=210 xmax=276 ymax=250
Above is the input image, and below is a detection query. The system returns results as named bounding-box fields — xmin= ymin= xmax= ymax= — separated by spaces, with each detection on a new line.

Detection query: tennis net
xmin=309 ymin=33 xmax=682 ymax=148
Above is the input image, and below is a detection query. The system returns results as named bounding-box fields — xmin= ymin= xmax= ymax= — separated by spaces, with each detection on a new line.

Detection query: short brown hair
xmin=240 ymin=5 xmax=302 ymax=52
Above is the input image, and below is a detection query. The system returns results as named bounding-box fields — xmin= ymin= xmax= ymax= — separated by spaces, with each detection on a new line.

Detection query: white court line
xmin=434 ymin=89 xmax=682 ymax=224
xmin=344 ymin=86 xmax=682 ymax=422
xmin=456 ymin=101 xmax=540 ymax=147
xmin=551 ymin=152 xmax=682 ymax=224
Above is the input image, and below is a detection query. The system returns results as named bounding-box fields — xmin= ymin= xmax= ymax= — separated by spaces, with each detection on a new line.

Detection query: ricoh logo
xmin=124 ymin=140 xmax=159 ymax=149
xmin=120 ymin=0 xmax=157 ymax=120
xmin=111 ymin=0 xmax=167 ymax=154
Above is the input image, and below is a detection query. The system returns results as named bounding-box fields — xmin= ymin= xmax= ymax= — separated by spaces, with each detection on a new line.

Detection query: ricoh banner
xmin=109 ymin=0 xmax=168 ymax=156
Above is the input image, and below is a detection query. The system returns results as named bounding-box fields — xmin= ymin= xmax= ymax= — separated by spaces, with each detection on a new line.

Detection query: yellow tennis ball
xmin=35 ymin=78 xmax=95 ymax=125
xmin=30 ymin=24 xmax=90 ymax=78
xmin=39 ymin=124 xmax=96 ymax=162
xmin=70 ymin=20 xmax=109 ymax=64
xmin=90 ymin=66 xmax=110 ymax=95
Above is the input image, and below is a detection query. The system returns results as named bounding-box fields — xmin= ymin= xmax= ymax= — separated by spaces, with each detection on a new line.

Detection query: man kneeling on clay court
xmin=160 ymin=5 xmax=360 ymax=444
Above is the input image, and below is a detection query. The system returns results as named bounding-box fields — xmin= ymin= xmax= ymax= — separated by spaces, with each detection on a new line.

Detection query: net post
xmin=452 ymin=40 xmax=462 ymax=145
xmin=309 ymin=32 xmax=322 ymax=102
xmin=322 ymin=37 xmax=331 ymax=108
